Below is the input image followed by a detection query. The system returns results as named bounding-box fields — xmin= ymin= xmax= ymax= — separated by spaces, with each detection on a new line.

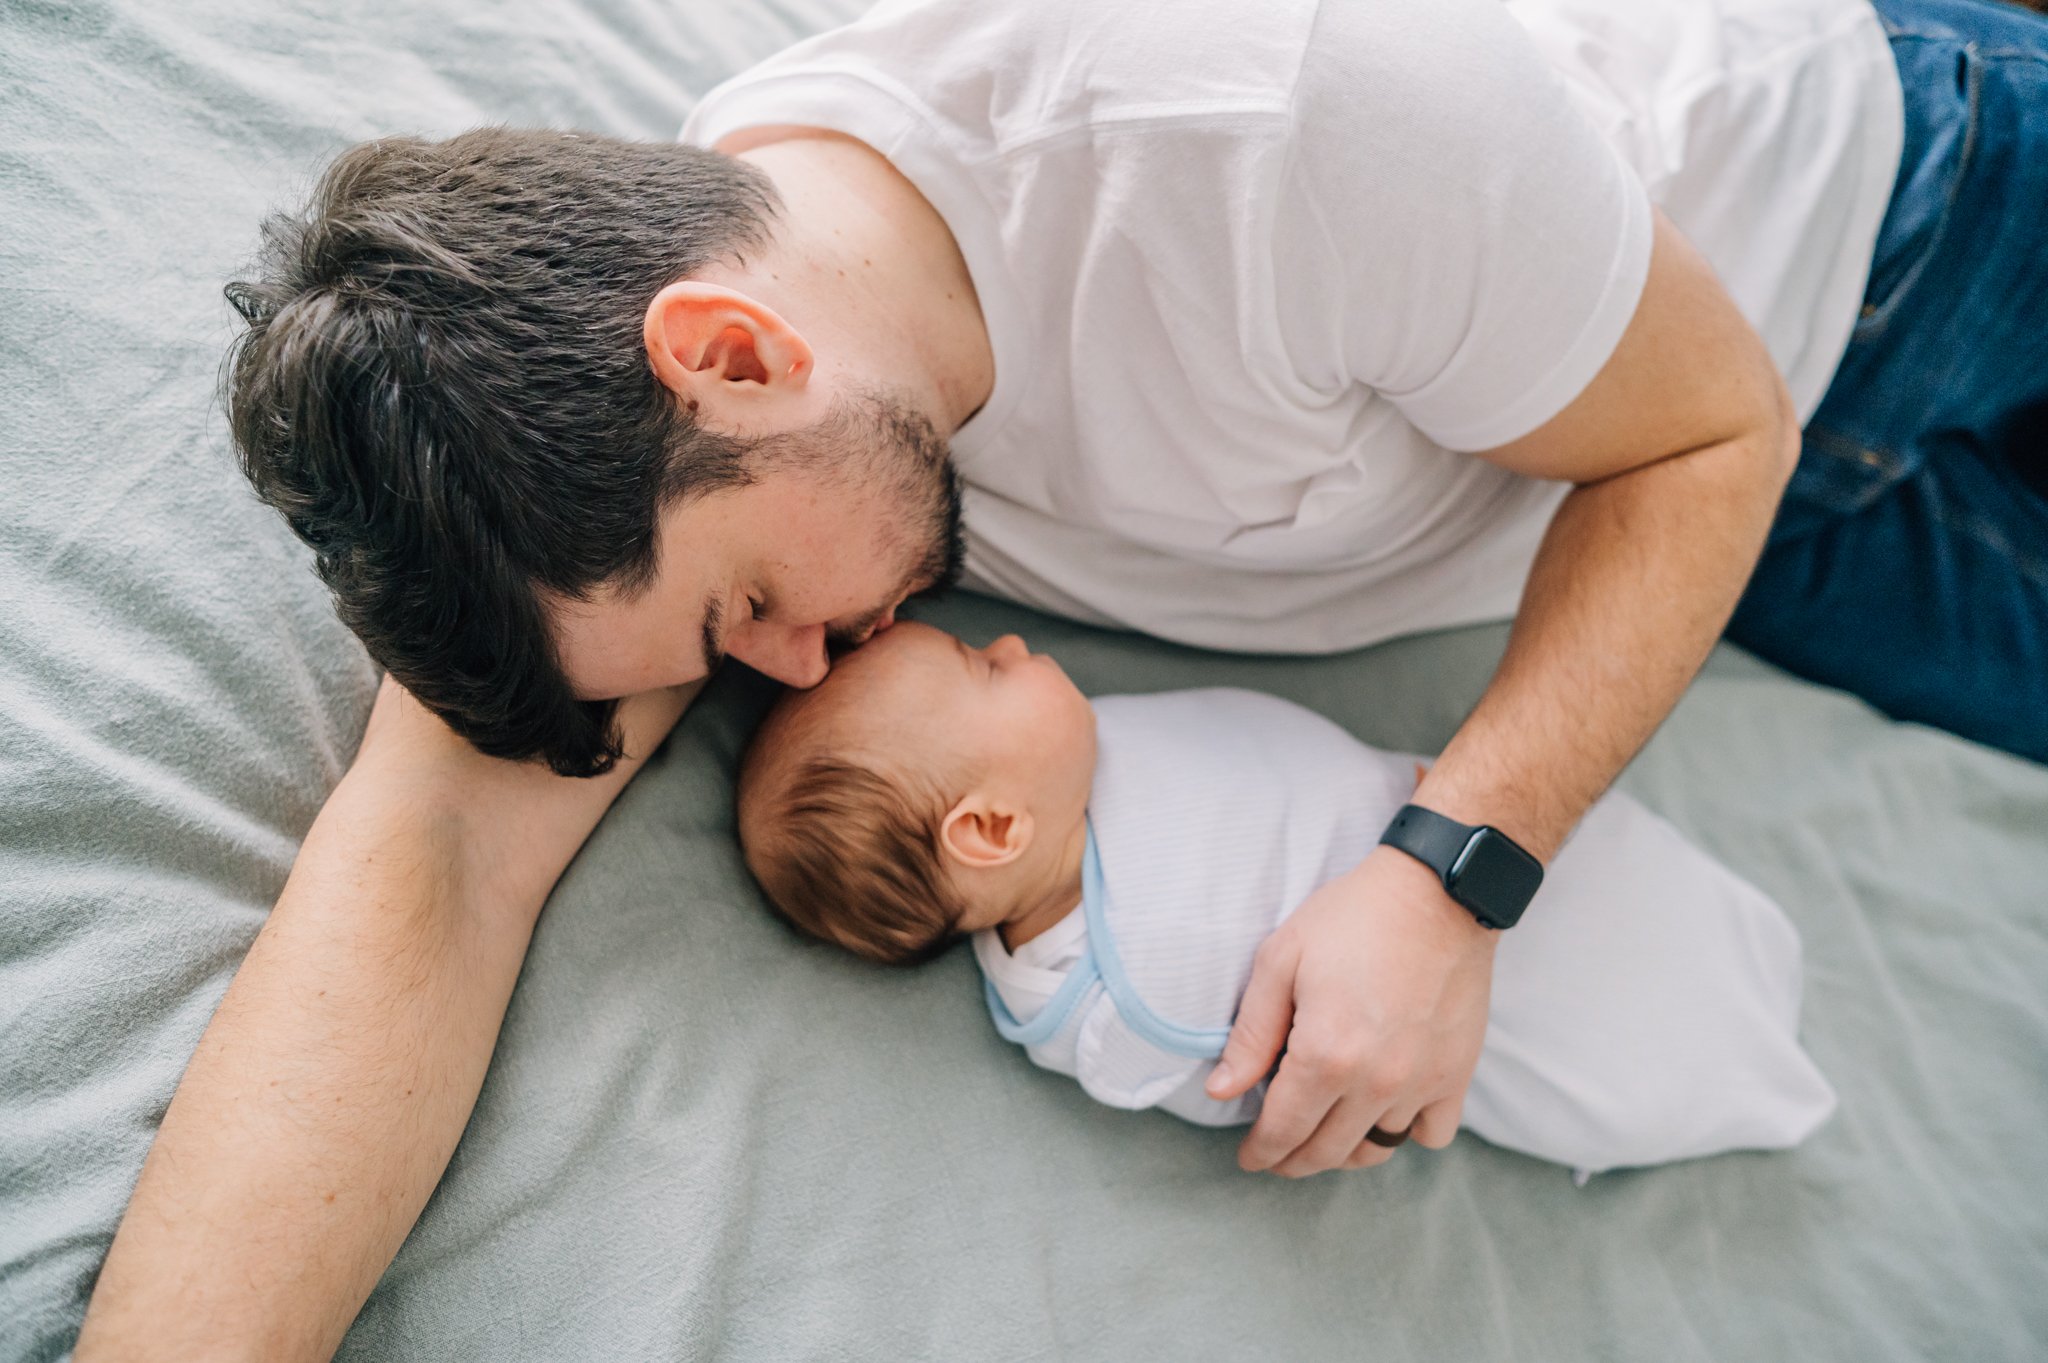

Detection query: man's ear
xmin=643 ymin=281 xmax=815 ymax=415
xmin=939 ymin=795 xmax=1035 ymax=872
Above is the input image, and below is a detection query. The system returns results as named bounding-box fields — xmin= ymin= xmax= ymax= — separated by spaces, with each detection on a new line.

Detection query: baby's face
xmin=802 ymin=620 xmax=1097 ymax=838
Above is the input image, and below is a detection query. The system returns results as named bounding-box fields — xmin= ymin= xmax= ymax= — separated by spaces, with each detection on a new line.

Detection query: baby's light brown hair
xmin=736 ymin=686 xmax=970 ymax=966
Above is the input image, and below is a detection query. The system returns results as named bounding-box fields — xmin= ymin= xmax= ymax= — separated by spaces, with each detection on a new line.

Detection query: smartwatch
xmin=1378 ymin=804 xmax=1544 ymax=930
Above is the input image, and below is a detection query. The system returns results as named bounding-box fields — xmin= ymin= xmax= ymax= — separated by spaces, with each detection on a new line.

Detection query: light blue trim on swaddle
xmin=982 ymin=823 xmax=1231 ymax=1061
xmin=983 ymin=945 xmax=1099 ymax=1048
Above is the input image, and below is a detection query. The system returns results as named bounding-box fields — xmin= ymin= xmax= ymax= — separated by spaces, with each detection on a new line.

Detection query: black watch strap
xmin=1378 ymin=804 xmax=1543 ymax=930
xmin=1380 ymin=804 xmax=1474 ymax=880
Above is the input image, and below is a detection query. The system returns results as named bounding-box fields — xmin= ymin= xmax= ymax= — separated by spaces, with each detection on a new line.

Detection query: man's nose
xmin=727 ymin=620 xmax=830 ymax=689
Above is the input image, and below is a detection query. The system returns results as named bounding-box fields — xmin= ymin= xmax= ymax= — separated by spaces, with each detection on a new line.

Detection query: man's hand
xmin=1207 ymin=846 xmax=1496 ymax=1175
xmin=1206 ymin=206 xmax=1798 ymax=1180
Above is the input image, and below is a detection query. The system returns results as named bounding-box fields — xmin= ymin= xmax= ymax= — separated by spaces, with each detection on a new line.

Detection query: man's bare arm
xmin=72 ymin=677 xmax=696 ymax=1363
xmin=1212 ymin=207 xmax=1802 ymax=1175
xmin=1418 ymin=206 xmax=1802 ymax=859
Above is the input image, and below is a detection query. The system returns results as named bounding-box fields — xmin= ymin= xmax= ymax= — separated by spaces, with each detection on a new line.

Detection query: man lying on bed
xmin=76 ymin=0 xmax=2048 ymax=1356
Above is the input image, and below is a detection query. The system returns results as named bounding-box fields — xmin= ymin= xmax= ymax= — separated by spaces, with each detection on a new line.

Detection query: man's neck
xmin=720 ymin=129 xmax=995 ymax=432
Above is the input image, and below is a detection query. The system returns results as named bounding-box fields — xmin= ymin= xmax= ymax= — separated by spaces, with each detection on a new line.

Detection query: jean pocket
xmin=1857 ymin=36 xmax=1982 ymax=335
xmin=1772 ymin=426 xmax=1916 ymax=544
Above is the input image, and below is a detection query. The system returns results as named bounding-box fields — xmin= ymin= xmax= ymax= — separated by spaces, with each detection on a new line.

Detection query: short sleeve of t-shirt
xmin=1277 ymin=0 xmax=1654 ymax=453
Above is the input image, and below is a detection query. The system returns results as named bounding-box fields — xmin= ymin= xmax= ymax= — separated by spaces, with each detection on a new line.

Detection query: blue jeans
xmin=1727 ymin=0 xmax=2048 ymax=764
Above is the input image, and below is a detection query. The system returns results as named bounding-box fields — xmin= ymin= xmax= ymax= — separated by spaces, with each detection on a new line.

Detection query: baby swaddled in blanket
xmin=737 ymin=622 xmax=1835 ymax=1176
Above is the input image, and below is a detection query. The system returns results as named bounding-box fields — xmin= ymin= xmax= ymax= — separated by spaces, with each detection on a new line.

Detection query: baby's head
xmin=738 ymin=622 xmax=1097 ymax=964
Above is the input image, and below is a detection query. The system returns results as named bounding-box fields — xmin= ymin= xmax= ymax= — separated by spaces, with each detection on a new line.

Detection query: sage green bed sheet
xmin=2 ymin=1 xmax=2044 ymax=1359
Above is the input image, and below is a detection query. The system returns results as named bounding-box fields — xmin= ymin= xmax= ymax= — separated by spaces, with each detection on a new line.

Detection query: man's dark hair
xmin=224 ymin=128 xmax=780 ymax=776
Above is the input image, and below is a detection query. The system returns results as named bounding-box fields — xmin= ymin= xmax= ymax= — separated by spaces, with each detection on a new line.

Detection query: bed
xmin=3 ymin=1 xmax=2045 ymax=1359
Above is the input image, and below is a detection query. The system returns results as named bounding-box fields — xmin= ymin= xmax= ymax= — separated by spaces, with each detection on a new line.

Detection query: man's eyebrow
xmin=700 ymin=592 xmax=725 ymax=673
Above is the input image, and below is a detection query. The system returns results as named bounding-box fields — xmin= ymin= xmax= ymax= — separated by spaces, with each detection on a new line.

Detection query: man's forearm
xmin=74 ymin=783 xmax=535 ymax=1362
xmin=1208 ymin=430 xmax=1798 ymax=1171
xmin=1216 ymin=208 xmax=1803 ymax=1177
xmin=1418 ymin=412 xmax=1798 ymax=860
xmin=74 ymin=681 xmax=693 ymax=1363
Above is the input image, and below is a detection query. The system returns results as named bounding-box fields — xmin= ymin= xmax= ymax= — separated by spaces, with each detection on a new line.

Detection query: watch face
xmin=1447 ymin=829 xmax=1545 ymax=927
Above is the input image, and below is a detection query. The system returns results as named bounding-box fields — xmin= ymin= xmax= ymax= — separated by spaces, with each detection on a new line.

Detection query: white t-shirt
xmin=972 ymin=689 xmax=1838 ymax=1175
xmin=683 ymin=0 xmax=1901 ymax=654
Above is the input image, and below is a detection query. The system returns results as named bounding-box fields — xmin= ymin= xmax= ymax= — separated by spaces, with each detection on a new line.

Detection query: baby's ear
xmin=939 ymin=795 xmax=1034 ymax=871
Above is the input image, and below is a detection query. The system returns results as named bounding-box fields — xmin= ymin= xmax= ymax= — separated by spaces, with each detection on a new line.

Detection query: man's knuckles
xmin=1285 ymin=1036 xmax=1368 ymax=1085
xmin=1286 ymin=1034 xmax=1426 ymax=1098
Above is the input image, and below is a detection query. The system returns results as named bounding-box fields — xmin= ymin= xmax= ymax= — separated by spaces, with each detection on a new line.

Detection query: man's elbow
xmin=1705 ymin=363 xmax=1801 ymax=504
xmin=1641 ymin=368 xmax=1801 ymax=540
xmin=1758 ymin=372 xmax=1803 ymax=492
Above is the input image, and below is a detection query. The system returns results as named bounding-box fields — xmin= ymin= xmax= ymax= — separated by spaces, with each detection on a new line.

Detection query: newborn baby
xmin=737 ymin=622 xmax=1836 ymax=1175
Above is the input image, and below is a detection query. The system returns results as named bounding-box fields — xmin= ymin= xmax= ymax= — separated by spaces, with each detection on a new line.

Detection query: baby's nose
xmin=987 ymin=634 xmax=1030 ymax=663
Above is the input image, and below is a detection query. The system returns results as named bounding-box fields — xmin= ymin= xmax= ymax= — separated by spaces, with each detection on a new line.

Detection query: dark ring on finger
xmin=1365 ymin=1123 xmax=1413 ymax=1149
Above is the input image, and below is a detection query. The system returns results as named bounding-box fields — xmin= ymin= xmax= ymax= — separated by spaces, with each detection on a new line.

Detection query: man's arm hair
xmin=1418 ymin=205 xmax=1800 ymax=856
xmin=72 ymin=678 xmax=695 ymax=1363
xmin=1212 ymin=205 xmax=1801 ymax=1176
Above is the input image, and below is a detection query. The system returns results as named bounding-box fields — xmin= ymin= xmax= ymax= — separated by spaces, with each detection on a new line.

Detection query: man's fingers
xmin=1342 ymin=1140 xmax=1400 ymax=1170
xmin=1272 ymin=1095 xmax=1381 ymax=1178
xmin=1410 ymin=1095 xmax=1462 ymax=1150
xmin=1373 ymin=1102 xmax=1422 ymax=1145
xmin=1331 ymin=1099 xmax=1432 ymax=1169
xmin=1234 ymin=1057 xmax=1338 ymax=1172
xmin=1208 ymin=935 xmax=1300 ymax=1100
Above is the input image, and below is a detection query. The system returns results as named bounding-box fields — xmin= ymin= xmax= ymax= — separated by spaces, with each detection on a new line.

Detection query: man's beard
xmin=771 ymin=385 xmax=968 ymax=651
xmin=888 ymin=411 xmax=968 ymax=609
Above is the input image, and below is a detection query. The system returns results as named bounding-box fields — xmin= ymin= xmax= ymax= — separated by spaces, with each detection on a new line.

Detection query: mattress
xmin=3 ymin=1 xmax=2044 ymax=1358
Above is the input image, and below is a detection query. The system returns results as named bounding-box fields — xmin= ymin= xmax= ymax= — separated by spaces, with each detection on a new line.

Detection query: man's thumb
xmin=1207 ymin=938 xmax=1298 ymax=1099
